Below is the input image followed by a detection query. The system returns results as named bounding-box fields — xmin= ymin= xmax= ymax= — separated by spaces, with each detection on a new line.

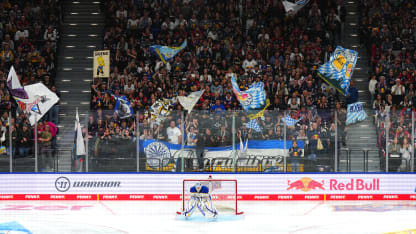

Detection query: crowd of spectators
xmin=0 ymin=0 xmax=61 ymax=170
xmin=87 ymin=0 xmax=347 ymax=172
xmin=362 ymin=0 xmax=416 ymax=171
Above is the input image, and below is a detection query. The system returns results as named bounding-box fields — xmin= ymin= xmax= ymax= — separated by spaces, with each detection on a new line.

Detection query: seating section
xmin=0 ymin=1 xmax=61 ymax=171
xmin=361 ymin=0 xmax=416 ymax=171
xmin=87 ymin=0 xmax=347 ymax=172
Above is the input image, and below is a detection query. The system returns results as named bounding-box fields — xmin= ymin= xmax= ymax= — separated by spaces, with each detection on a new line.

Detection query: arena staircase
xmin=339 ymin=0 xmax=380 ymax=172
xmin=55 ymin=0 xmax=104 ymax=171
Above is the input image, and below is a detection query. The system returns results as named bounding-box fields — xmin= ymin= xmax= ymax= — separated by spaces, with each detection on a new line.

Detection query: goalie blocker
xmin=176 ymin=178 xmax=244 ymax=216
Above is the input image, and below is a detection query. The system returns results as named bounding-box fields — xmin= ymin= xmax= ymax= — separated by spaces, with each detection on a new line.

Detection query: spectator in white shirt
xmin=44 ymin=26 xmax=57 ymax=48
xmin=127 ymin=12 xmax=139 ymax=30
xmin=242 ymin=54 xmax=257 ymax=73
xmin=368 ymin=75 xmax=377 ymax=107
xmin=14 ymin=25 xmax=29 ymax=41
xmin=166 ymin=120 xmax=182 ymax=144
xmin=391 ymin=78 xmax=405 ymax=105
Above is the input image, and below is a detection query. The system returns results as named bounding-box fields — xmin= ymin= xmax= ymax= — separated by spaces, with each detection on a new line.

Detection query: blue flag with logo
xmin=231 ymin=75 xmax=266 ymax=112
xmin=318 ymin=46 xmax=358 ymax=96
xmin=281 ymin=115 xmax=302 ymax=127
xmin=346 ymin=102 xmax=367 ymax=125
xmin=149 ymin=40 xmax=187 ymax=64
xmin=106 ymin=92 xmax=134 ymax=119
xmin=245 ymin=119 xmax=261 ymax=132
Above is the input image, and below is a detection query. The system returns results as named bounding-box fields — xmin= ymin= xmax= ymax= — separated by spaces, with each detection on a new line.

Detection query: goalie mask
xmin=195 ymin=182 xmax=202 ymax=192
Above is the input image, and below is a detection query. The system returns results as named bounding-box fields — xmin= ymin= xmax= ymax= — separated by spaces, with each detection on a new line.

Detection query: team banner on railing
xmin=93 ymin=50 xmax=110 ymax=78
xmin=141 ymin=139 xmax=303 ymax=169
xmin=0 ymin=174 xmax=415 ymax=200
xmin=318 ymin=46 xmax=358 ymax=96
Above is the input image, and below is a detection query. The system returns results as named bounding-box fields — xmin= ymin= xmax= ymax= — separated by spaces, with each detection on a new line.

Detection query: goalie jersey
xmin=190 ymin=185 xmax=209 ymax=194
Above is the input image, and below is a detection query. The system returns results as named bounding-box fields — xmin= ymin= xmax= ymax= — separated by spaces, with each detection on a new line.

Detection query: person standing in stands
xmin=166 ymin=120 xmax=182 ymax=145
xmin=39 ymin=125 xmax=53 ymax=171
xmin=289 ymin=140 xmax=302 ymax=172
xmin=346 ymin=80 xmax=358 ymax=104
xmin=195 ymin=128 xmax=206 ymax=171
xmin=17 ymin=124 xmax=33 ymax=157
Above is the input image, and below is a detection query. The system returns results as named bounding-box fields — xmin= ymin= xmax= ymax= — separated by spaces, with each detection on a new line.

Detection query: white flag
xmin=75 ymin=109 xmax=86 ymax=155
xmin=7 ymin=66 xmax=59 ymax=126
xmin=177 ymin=90 xmax=204 ymax=114
xmin=282 ymin=0 xmax=310 ymax=15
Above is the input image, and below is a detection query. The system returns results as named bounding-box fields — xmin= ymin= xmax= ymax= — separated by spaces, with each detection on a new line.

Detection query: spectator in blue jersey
xmin=289 ymin=140 xmax=302 ymax=172
xmin=346 ymin=80 xmax=359 ymax=104
xmin=211 ymin=99 xmax=225 ymax=114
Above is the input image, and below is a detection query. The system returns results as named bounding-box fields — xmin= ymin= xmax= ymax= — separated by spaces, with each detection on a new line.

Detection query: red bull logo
xmin=287 ymin=177 xmax=325 ymax=192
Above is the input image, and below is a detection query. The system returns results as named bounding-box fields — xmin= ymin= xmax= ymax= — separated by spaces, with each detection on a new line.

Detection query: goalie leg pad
xmin=183 ymin=198 xmax=198 ymax=217
xmin=196 ymin=201 xmax=206 ymax=216
xmin=203 ymin=198 xmax=218 ymax=217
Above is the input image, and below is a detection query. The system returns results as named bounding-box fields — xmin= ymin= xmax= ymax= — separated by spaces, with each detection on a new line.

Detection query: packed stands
xmin=0 ymin=0 xmax=61 ymax=171
xmin=87 ymin=0 xmax=348 ymax=172
xmin=361 ymin=0 xmax=415 ymax=171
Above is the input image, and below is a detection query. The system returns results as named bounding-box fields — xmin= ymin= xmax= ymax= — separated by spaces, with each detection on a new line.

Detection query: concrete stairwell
xmin=339 ymin=0 xmax=380 ymax=172
xmin=55 ymin=0 xmax=104 ymax=171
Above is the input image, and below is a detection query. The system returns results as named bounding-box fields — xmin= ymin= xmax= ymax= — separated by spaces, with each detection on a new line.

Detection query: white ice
xmin=0 ymin=200 xmax=415 ymax=234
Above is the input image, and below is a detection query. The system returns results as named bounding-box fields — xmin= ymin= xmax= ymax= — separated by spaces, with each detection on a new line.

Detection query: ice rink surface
xmin=1 ymin=200 xmax=415 ymax=234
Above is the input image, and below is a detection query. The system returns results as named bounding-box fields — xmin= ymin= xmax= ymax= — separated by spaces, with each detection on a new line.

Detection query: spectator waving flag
xmin=150 ymin=97 xmax=177 ymax=123
xmin=281 ymin=115 xmax=302 ymax=127
xmin=245 ymin=119 xmax=262 ymax=132
xmin=7 ymin=66 xmax=59 ymax=126
xmin=177 ymin=90 xmax=204 ymax=114
xmin=109 ymin=93 xmax=134 ymax=119
xmin=149 ymin=40 xmax=187 ymax=64
xmin=282 ymin=0 xmax=310 ymax=15
xmin=346 ymin=102 xmax=368 ymax=125
xmin=231 ymin=75 xmax=266 ymax=112
xmin=318 ymin=46 xmax=358 ymax=96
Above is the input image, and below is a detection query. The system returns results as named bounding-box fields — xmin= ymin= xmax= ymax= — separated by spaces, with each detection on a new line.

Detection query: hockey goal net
xmin=180 ymin=179 xmax=243 ymax=215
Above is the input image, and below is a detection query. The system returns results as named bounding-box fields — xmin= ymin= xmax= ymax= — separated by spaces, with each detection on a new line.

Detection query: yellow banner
xmin=93 ymin=50 xmax=110 ymax=78
xmin=247 ymin=99 xmax=270 ymax=120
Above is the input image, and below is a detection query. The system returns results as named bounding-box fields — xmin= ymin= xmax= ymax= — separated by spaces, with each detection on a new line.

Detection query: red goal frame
xmin=180 ymin=179 xmax=244 ymax=215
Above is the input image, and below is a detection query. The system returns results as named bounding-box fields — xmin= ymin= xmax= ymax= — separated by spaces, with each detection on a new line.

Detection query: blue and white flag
xmin=177 ymin=90 xmax=204 ymax=114
xmin=7 ymin=66 xmax=59 ymax=126
xmin=239 ymin=137 xmax=248 ymax=153
xmin=282 ymin=0 xmax=310 ymax=15
xmin=107 ymin=92 xmax=134 ymax=119
xmin=245 ymin=119 xmax=261 ymax=132
xmin=281 ymin=115 xmax=302 ymax=127
xmin=346 ymin=102 xmax=367 ymax=125
xmin=318 ymin=46 xmax=358 ymax=96
xmin=231 ymin=75 xmax=266 ymax=112
xmin=149 ymin=40 xmax=187 ymax=64
xmin=75 ymin=108 xmax=86 ymax=156
xmin=150 ymin=97 xmax=177 ymax=123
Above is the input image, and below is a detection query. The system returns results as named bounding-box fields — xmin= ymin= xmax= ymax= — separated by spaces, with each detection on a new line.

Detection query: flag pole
xmin=8 ymin=112 xmax=12 ymax=172
xmin=34 ymin=116 xmax=38 ymax=172
xmin=136 ymin=111 xmax=140 ymax=172
xmin=335 ymin=110 xmax=338 ymax=172
xmin=181 ymin=111 xmax=185 ymax=172
xmin=232 ymin=113 xmax=236 ymax=172
xmin=85 ymin=110 xmax=89 ymax=172
xmin=283 ymin=110 xmax=287 ymax=172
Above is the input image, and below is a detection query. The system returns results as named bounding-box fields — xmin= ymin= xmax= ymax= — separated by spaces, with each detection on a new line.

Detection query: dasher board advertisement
xmin=93 ymin=50 xmax=110 ymax=78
